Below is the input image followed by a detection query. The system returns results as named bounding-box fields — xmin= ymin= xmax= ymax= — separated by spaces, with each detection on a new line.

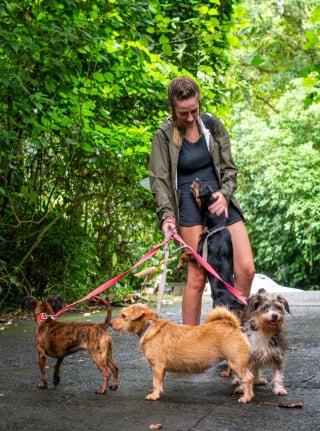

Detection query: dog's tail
xmin=205 ymin=306 xmax=241 ymax=329
xmin=90 ymin=296 xmax=112 ymax=325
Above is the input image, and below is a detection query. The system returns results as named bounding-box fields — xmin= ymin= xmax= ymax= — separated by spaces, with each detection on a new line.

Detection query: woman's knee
xmin=186 ymin=263 xmax=207 ymax=291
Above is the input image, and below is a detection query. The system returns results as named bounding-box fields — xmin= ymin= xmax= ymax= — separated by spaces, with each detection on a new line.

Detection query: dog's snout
xmin=270 ymin=312 xmax=279 ymax=321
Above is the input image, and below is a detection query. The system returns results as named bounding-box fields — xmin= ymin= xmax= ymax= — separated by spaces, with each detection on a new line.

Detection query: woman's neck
xmin=183 ymin=119 xmax=200 ymax=144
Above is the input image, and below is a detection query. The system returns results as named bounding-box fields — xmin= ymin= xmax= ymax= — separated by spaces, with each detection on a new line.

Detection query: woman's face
xmin=174 ymin=96 xmax=200 ymax=129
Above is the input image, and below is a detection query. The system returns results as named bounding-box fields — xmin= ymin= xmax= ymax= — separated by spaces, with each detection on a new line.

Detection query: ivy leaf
xmin=251 ymin=55 xmax=265 ymax=66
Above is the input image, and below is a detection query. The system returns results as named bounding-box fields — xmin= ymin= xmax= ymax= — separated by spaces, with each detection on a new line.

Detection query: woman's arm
xmin=149 ymin=129 xmax=177 ymax=227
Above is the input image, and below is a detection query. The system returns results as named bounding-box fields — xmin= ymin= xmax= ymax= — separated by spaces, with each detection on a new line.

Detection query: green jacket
xmin=149 ymin=114 xmax=242 ymax=227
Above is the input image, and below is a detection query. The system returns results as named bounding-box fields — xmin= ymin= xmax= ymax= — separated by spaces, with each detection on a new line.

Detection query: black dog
xmin=191 ymin=178 xmax=243 ymax=312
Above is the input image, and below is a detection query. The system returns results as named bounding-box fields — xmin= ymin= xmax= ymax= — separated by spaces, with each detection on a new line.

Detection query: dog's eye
xmin=260 ymin=303 xmax=270 ymax=312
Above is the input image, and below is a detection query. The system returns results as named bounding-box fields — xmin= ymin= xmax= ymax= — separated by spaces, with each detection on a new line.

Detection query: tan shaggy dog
xmin=111 ymin=304 xmax=254 ymax=403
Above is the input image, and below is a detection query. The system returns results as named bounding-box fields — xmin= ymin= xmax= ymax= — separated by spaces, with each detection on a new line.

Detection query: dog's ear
xmin=257 ymin=288 xmax=267 ymax=296
xmin=21 ymin=296 xmax=37 ymax=312
xmin=202 ymin=184 xmax=217 ymax=206
xmin=277 ymin=295 xmax=291 ymax=314
xmin=126 ymin=305 xmax=157 ymax=321
xmin=191 ymin=179 xmax=201 ymax=207
xmin=246 ymin=290 xmax=267 ymax=313
xmin=204 ymin=183 xmax=214 ymax=194
xmin=47 ymin=295 xmax=64 ymax=313
xmin=128 ymin=306 xmax=148 ymax=321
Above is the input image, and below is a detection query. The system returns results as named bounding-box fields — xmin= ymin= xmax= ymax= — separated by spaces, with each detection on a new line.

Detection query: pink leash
xmin=54 ymin=231 xmax=247 ymax=318
xmin=54 ymin=236 xmax=171 ymax=318
xmin=172 ymin=232 xmax=247 ymax=306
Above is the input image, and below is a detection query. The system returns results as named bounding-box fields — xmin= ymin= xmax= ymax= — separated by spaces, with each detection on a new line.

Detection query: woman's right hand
xmin=208 ymin=191 xmax=229 ymax=218
xmin=162 ymin=221 xmax=177 ymax=236
xmin=161 ymin=216 xmax=177 ymax=236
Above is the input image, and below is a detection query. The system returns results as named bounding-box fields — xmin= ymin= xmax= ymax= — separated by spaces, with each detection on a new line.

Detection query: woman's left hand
xmin=208 ymin=191 xmax=229 ymax=218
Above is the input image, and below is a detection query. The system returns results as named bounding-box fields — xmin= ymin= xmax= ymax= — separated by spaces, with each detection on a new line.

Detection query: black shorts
xmin=178 ymin=190 xmax=243 ymax=227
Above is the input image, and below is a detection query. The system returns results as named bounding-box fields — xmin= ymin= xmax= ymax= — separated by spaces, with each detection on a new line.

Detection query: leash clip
xmin=36 ymin=313 xmax=56 ymax=323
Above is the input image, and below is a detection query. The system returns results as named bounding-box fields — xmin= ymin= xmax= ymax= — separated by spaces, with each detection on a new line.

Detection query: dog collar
xmin=36 ymin=313 xmax=56 ymax=324
xmin=137 ymin=320 xmax=154 ymax=338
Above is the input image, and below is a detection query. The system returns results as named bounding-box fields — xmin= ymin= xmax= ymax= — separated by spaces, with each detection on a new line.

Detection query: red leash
xmin=54 ymin=231 xmax=247 ymax=318
xmin=172 ymin=232 xmax=247 ymax=306
xmin=54 ymin=236 xmax=172 ymax=318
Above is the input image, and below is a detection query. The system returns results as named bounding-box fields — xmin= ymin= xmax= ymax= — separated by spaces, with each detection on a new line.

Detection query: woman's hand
xmin=208 ymin=191 xmax=229 ymax=218
xmin=161 ymin=216 xmax=177 ymax=236
xmin=162 ymin=221 xmax=177 ymax=236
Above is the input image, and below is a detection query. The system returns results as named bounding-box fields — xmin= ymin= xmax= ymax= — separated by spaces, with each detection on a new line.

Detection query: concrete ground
xmin=0 ymin=289 xmax=319 ymax=431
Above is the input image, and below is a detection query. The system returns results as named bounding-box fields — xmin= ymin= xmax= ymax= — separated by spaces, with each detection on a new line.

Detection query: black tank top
xmin=177 ymin=134 xmax=219 ymax=191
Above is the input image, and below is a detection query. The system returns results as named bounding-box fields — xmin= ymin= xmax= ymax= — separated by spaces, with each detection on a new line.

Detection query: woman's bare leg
xmin=180 ymin=221 xmax=254 ymax=323
xmin=227 ymin=221 xmax=255 ymax=298
xmin=180 ymin=225 xmax=207 ymax=325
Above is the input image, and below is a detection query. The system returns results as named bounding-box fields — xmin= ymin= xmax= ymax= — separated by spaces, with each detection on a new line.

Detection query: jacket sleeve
xmin=212 ymin=115 xmax=238 ymax=202
xmin=148 ymin=129 xmax=177 ymax=223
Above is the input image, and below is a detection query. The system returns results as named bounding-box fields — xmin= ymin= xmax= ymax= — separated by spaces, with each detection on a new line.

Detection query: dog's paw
xmin=95 ymin=387 xmax=107 ymax=395
xmin=254 ymin=377 xmax=267 ymax=386
xmin=238 ymin=394 xmax=253 ymax=403
xmin=145 ymin=391 xmax=160 ymax=401
xmin=235 ymin=380 xmax=254 ymax=403
xmin=109 ymin=383 xmax=118 ymax=391
xmin=220 ymin=367 xmax=232 ymax=378
xmin=37 ymin=381 xmax=48 ymax=389
xmin=273 ymin=386 xmax=287 ymax=396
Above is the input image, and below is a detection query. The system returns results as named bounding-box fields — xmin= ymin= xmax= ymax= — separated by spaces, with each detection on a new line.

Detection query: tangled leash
xmin=53 ymin=230 xmax=247 ymax=319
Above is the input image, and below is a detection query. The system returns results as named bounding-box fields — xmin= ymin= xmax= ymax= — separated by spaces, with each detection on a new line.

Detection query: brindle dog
xmin=22 ymin=295 xmax=118 ymax=395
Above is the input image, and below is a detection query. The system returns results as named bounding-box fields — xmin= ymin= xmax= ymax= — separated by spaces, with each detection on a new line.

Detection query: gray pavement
xmin=0 ymin=289 xmax=319 ymax=431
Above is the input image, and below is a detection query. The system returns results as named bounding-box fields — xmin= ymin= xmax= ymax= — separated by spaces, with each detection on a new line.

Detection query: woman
xmin=149 ymin=76 xmax=255 ymax=325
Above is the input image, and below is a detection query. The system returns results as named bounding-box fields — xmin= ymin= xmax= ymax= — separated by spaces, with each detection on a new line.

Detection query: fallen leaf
xmin=279 ymin=402 xmax=304 ymax=408
xmin=258 ymin=401 xmax=304 ymax=408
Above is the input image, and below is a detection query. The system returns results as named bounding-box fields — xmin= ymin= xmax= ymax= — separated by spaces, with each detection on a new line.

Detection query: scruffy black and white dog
xmin=235 ymin=288 xmax=291 ymax=396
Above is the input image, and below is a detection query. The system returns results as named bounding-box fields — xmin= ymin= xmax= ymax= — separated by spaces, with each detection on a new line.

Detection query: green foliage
xmin=1 ymin=0 xmax=319 ymax=312
xmin=226 ymin=0 xmax=320 ymax=115
xmin=0 ymin=0 xmax=237 ymax=309
xmin=233 ymin=81 xmax=320 ymax=289
xmin=222 ymin=0 xmax=320 ymax=290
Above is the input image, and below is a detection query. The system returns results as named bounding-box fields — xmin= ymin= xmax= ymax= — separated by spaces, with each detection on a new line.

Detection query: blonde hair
xmin=167 ymin=77 xmax=201 ymax=148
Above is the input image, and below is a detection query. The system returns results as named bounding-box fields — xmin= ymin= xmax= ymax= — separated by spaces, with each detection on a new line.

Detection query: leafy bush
xmin=232 ymin=81 xmax=320 ymax=289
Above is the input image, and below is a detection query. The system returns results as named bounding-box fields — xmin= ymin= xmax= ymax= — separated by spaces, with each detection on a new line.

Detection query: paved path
xmin=1 ymin=290 xmax=319 ymax=431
